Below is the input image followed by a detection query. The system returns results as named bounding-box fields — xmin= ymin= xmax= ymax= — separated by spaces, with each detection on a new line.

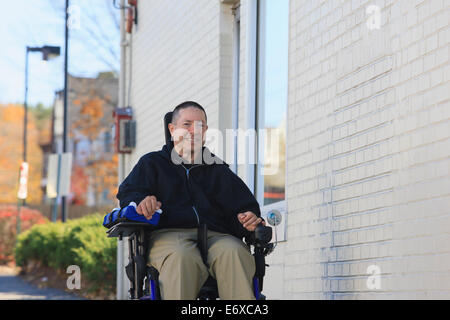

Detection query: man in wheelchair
xmin=113 ymin=101 xmax=273 ymax=300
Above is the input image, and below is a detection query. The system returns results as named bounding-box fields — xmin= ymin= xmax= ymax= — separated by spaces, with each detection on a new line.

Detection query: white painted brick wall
xmin=124 ymin=0 xmax=449 ymax=300
xmin=276 ymin=0 xmax=450 ymax=299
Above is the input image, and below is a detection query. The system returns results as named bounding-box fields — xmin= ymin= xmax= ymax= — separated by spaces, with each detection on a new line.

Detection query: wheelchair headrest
xmin=164 ymin=111 xmax=173 ymax=149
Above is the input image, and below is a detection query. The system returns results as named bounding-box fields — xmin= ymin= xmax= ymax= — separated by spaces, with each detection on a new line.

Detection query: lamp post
xmin=23 ymin=46 xmax=61 ymax=168
xmin=18 ymin=45 xmax=60 ymax=234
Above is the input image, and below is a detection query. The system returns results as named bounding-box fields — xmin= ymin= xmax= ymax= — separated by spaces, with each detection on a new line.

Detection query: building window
xmin=255 ymin=0 xmax=289 ymax=207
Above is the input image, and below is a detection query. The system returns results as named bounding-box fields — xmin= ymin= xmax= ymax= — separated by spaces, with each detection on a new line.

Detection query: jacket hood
xmin=160 ymin=143 xmax=229 ymax=167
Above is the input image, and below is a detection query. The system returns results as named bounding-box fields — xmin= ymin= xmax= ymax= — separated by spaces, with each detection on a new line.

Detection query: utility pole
xmin=61 ymin=0 xmax=70 ymax=222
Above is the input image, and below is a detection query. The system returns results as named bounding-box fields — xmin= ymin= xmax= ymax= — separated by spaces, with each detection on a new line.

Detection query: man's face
xmin=168 ymin=107 xmax=208 ymax=153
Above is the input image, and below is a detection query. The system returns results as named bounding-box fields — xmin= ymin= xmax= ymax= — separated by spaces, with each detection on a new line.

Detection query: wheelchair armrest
xmin=107 ymin=221 xmax=155 ymax=239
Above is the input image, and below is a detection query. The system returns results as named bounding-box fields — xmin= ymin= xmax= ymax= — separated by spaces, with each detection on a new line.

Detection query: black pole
xmin=18 ymin=48 xmax=29 ymax=232
xmin=61 ymin=0 xmax=69 ymax=222
xmin=24 ymin=48 xmax=29 ymax=164
xmin=22 ymin=48 xmax=30 ymax=208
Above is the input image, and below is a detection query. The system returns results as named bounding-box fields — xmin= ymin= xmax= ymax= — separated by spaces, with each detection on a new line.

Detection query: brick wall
xmin=277 ymin=0 xmax=450 ymax=299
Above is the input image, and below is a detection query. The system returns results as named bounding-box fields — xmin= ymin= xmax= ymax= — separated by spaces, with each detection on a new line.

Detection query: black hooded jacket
xmin=116 ymin=144 xmax=261 ymax=239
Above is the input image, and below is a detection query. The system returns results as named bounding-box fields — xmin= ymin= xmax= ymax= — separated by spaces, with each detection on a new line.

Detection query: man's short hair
xmin=171 ymin=101 xmax=207 ymax=125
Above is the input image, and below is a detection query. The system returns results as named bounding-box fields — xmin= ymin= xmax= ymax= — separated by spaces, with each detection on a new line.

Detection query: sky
xmin=0 ymin=0 xmax=120 ymax=107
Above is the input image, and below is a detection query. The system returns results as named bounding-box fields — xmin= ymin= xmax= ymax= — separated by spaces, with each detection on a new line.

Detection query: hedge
xmin=14 ymin=214 xmax=117 ymax=295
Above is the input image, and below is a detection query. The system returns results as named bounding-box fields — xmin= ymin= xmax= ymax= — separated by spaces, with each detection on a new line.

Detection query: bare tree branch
xmin=47 ymin=0 xmax=120 ymax=73
xmin=81 ymin=6 xmax=120 ymax=63
xmin=106 ymin=0 xmax=120 ymax=31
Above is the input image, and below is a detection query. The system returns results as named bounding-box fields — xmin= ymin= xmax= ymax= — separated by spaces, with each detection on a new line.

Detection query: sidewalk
xmin=0 ymin=266 xmax=85 ymax=300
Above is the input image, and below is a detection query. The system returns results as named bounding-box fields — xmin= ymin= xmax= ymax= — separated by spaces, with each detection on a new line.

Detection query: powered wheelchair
xmin=103 ymin=112 xmax=275 ymax=300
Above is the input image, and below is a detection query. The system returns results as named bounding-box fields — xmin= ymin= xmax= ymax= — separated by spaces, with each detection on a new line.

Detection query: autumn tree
xmin=87 ymin=154 xmax=118 ymax=206
xmin=70 ymin=165 xmax=88 ymax=205
xmin=0 ymin=104 xmax=44 ymax=204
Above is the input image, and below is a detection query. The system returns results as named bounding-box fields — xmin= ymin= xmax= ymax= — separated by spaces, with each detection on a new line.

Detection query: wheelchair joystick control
xmin=254 ymin=225 xmax=272 ymax=246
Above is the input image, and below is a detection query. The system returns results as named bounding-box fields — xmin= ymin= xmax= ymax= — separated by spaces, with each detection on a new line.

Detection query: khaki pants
xmin=148 ymin=228 xmax=256 ymax=300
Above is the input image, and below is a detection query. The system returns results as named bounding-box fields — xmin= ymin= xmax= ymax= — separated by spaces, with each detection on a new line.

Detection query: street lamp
xmin=20 ymin=45 xmax=60 ymax=210
xmin=23 ymin=46 xmax=61 ymax=164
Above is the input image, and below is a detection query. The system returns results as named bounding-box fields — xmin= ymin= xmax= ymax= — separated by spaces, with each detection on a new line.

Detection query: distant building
xmin=49 ymin=72 xmax=118 ymax=207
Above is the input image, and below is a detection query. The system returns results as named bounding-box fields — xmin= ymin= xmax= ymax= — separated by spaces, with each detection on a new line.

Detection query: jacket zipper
xmin=192 ymin=205 xmax=200 ymax=225
xmin=181 ymin=164 xmax=203 ymax=225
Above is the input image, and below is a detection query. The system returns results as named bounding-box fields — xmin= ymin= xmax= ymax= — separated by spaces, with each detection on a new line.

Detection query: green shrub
xmin=15 ymin=221 xmax=64 ymax=268
xmin=15 ymin=213 xmax=117 ymax=295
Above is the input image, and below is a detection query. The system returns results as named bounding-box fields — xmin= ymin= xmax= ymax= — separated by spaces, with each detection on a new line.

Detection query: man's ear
xmin=168 ymin=123 xmax=174 ymax=137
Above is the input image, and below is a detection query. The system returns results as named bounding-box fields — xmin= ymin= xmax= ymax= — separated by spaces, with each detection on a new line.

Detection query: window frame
xmin=231 ymin=4 xmax=241 ymax=175
xmin=254 ymin=0 xmax=289 ymax=241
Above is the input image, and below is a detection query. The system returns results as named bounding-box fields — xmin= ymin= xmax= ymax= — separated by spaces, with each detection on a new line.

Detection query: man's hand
xmin=137 ymin=195 xmax=161 ymax=220
xmin=237 ymin=211 xmax=265 ymax=232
